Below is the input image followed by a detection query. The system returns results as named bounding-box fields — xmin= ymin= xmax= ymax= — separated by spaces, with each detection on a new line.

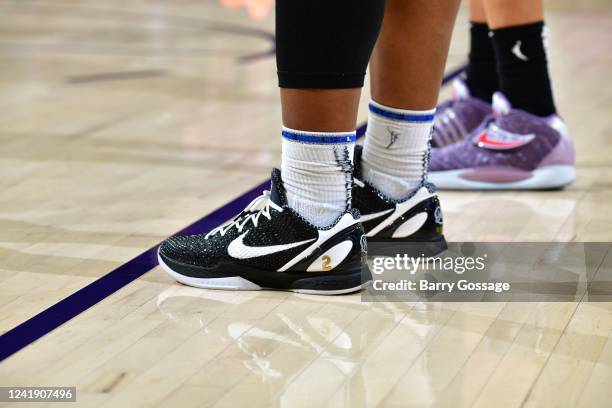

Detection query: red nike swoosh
xmin=475 ymin=131 xmax=532 ymax=150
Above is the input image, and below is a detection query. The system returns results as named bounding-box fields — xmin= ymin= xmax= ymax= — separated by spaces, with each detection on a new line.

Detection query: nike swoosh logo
xmin=228 ymin=232 xmax=315 ymax=259
xmin=360 ymin=208 xmax=393 ymax=222
xmin=512 ymin=40 xmax=528 ymax=61
xmin=475 ymin=131 xmax=535 ymax=150
xmin=366 ymin=187 xmax=435 ymax=237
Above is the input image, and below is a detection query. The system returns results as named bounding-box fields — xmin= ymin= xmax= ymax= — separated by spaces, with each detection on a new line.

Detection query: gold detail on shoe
xmin=322 ymin=255 xmax=332 ymax=271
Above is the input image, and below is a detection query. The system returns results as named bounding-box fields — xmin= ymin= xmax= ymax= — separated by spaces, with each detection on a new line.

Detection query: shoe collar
xmin=353 ymin=144 xmax=365 ymax=180
xmin=492 ymin=91 xmax=566 ymax=131
xmin=270 ymin=168 xmax=287 ymax=207
xmin=271 ymin=167 xmax=360 ymax=231
xmin=492 ymin=92 xmax=512 ymax=116
xmin=452 ymin=77 xmax=471 ymax=101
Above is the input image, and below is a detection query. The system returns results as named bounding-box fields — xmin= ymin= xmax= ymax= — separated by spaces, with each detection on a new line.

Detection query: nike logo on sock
xmin=512 ymin=40 xmax=529 ymax=61
xmin=386 ymin=128 xmax=400 ymax=149
xmin=228 ymin=232 xmax=315 ymax=259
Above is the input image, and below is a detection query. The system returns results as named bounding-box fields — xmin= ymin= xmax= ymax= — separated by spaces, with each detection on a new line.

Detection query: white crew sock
xmin=281 ymin=126 xmax=355 ymax=228
xmin=362 ymin=100 xmax=435 ymax=200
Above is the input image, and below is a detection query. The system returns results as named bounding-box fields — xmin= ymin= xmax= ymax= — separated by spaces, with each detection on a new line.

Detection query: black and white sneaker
xmin=158 ymin=169 xmax=370 ymax=295
xmin=352 ymin=145 xmax=447 ymax=257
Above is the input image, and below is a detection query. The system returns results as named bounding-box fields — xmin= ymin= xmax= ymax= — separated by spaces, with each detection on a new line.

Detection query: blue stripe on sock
xmin=282 ymin=130 xmax=356 ymax=144
xmin=369 ymin=104 xmax=435 ymax=122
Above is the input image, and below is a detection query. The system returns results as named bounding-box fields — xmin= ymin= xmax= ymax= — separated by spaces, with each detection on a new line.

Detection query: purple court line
xmin=0 ymin=65 xmax=466 ymax=362
xmin=0 ymin=180 xmax=269 ymax=362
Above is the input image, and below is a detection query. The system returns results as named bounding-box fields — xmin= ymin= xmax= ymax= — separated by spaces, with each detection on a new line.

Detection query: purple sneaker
xmin=428 ymin=92 xmax=575 ymax=190
xmin=432 ymin=78 xmax=492 ymax=148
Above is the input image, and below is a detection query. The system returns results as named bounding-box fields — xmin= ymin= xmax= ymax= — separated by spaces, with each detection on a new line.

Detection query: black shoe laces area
xmin=205 ymin=191 xmax=284 ymax=239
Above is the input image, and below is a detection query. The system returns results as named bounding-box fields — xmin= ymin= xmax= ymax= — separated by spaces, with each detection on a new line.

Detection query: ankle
xmin=362 ymin=101 xmax=434 ymax=201
xmin=281 ymin=127 xmax=356 ymax=227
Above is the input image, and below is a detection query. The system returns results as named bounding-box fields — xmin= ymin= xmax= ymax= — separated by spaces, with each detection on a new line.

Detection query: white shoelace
xmin=205 ymin=190 xmax=283 ymax=239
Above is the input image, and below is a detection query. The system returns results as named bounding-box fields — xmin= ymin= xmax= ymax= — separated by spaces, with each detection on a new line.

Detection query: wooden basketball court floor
xmin=1 ymin=0 xmax=611 ymax=407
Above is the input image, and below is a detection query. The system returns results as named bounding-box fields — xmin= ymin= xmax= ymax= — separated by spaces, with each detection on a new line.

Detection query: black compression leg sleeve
xmin=276 ymin=0 xmax=386 ymax=89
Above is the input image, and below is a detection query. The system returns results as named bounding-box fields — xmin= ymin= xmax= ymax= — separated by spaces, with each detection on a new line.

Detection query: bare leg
xmin=482 ymin=0 xmax=543 ymax=29
xmin=370 ymin=0 xmax=461 ymax=109
xmin=281 ymin=89 xmax=360 ymax=132
xmin=469 ymin=0 xmax=487 ymax=23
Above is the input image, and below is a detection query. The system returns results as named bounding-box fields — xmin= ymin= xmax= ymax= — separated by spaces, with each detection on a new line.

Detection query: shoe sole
xmin=428 ymin=164 xmax=575 ymax=190
xmin=367 ymin=235 xmax=448 ymax=258
xmin=158 ymin=251 xmax=370 ymax=295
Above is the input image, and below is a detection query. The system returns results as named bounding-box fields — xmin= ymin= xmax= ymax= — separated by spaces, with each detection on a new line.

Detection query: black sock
xmin=490 ymin=21 xmax=556 ymax=116
xmin=464 ymin=22 xmax=498 ymax=103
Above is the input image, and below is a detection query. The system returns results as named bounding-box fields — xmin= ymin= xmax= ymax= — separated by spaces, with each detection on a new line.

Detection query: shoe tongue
xmin=452 ymin=78 xmax=470 ymax=101
xmin=492 ymin=92 xmax=512 ymax=116
xmin=269 ymin=168 xmax=287 ymax=206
